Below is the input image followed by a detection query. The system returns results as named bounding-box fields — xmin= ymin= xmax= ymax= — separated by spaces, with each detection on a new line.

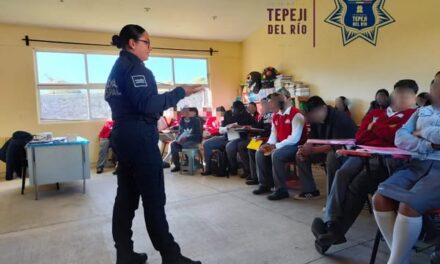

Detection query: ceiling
xmin=0 ymin=0 xmax=272 ymax=41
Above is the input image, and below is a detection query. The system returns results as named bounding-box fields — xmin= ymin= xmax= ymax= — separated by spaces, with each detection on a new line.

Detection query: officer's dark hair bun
xmin=111 ymin=35 xmax=121 ymax=48
xmin=111 ymin=24 xmax=146 ymax=50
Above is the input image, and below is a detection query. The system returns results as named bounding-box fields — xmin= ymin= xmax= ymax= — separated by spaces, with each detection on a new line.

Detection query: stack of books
xmin=274 ymin=75 xmax=293 ymax=90
xmin=294 ymin=82 xmax=310 ymax=96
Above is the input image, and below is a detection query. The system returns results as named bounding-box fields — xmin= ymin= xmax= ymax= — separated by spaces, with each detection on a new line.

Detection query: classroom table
xmin=25 ymin=136 xmax=90 ymax=200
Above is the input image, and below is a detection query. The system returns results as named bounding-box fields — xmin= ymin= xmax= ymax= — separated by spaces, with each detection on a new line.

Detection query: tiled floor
xmin=0 ymin=167 xmax=432 ymax=264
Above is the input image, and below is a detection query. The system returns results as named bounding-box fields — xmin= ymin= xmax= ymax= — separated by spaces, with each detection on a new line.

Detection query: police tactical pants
xmin=111 ymin=121 xmax=181 ymax=261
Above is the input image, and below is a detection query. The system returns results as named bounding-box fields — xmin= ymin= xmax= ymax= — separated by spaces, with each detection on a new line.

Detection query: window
xmin=35 ymin=51 xmax=113 ymax=121
xmin=145 ymin=57 xmax=211 ymax=112
xmin=36 ymin=52 xmax=87 ymax=84
xmin=35 ymin=51 xmax=211 ymax=122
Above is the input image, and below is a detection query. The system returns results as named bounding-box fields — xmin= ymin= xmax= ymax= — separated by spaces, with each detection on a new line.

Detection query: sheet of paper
xmin=227 ymin=129 xmax=240 ymax=141
xmin=306 ymin=139 xmax=356 ymax=145
xmin=357 ymin=145 xmax=413 ymax=156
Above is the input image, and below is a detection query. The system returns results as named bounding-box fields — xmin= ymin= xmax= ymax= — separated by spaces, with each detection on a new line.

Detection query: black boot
xmin=163 ymin=255 xmax=201 ymax=264
xmin=317 ymin=221 xmax=347 ymax=245
xmin=171 ymin=167 xmax=180 ymax=172
xmin=311 ymin=217 xmax=327 ymax=239
xmin=116 ymin=251 xmax=148 ymax=264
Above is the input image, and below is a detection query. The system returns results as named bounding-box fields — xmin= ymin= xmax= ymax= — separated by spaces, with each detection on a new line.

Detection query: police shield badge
xmin=325 ymin=0 xmax=395 ymax=46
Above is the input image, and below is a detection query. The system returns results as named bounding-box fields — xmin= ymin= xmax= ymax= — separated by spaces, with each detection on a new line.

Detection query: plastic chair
xmin=180 ymin=148 xmax=203 ymax=175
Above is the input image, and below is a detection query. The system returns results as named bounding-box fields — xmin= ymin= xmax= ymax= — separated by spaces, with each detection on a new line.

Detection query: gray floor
xmin=0 ymin=167 xmax=432 ymax=264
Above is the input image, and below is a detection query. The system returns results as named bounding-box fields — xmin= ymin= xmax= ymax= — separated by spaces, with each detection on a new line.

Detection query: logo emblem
xmin=325 ymin=0 xmax=395 ymax=46
xmin=131 ymin=75 xmax=148 ymax=88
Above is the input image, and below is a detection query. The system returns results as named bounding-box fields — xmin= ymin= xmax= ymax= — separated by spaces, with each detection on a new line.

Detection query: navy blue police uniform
xmin=105 ymin=50 xmax=185 ymax=261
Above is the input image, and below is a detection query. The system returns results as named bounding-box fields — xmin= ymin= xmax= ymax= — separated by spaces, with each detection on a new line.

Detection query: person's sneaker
xmin=96 ymin=167 xmax=104 ymax=174
xmin=267 ymin=190 xmax=290 ymax=201
xmin=318 ymin=221 xmax=347 ymax=245
xmin=252 ymin=186 xmax=272 ymax=195
xmin=171 ymin=167 xmax=180 ymax=173
xmin=201 ymin=171 xmax=212 ymax=176
xmin=116 ymin=251 xmax=148 ymax=264
xmin=246 ymin=179 xmax=259 ymax=185
xmin=294 ymin=190 xmax=321 ymax=200
xmin=163 ymin=255 xmax=201 ymax=264
xmin=311 ymin=217 xmax=327 ymax=239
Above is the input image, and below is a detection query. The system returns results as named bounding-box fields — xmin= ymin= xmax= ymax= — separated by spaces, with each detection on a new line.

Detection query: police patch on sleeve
xmin=131 ymin=75 xmax=148 ymax=88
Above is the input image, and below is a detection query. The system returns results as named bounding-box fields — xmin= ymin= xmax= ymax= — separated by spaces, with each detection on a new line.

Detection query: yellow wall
xmin=242 ymin=0 xmax=439 ymax=122
xmin=0 ymin=24 xmax=242 ymax=172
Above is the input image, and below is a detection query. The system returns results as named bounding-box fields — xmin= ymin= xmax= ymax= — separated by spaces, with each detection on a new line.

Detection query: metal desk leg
xmin=21 ymin=167 xmax=26 ymax=195
xmin=82 ymin=145 xmax=86 ymax=194
xmin=32 ymin=147 xmax=39 ymax=200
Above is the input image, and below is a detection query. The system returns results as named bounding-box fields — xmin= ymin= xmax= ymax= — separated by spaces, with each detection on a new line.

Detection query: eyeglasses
xmin=137 ymin=39 xmax=151 ymax=47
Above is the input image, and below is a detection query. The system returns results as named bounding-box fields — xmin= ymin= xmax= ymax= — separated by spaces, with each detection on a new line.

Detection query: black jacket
xmin=310 ymin=106 xmax=357 ymax=140
xmin=0 ymin=131 xmax=33 ymax=180
xmin=105 ymin=50 xmax=185 ymax=123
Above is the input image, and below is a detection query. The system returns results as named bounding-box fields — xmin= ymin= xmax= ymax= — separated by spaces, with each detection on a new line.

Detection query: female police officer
xmin=106 ymin=24 xmax=203 ymax=264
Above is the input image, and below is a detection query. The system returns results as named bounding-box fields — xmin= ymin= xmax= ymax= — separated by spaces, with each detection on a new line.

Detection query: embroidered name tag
xmin=131 ymin=75 xmax=148 ymax=87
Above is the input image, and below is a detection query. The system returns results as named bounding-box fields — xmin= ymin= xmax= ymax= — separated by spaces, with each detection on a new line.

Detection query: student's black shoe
xmin=171 ymin=167 xmax=180 ymax=173
xmin=252 ymin=186 xmax=272 ymax=195
xmin=96 ymin=167 xmax=104 ymax=174
xmin=317 ymin=221 xmax=347 ymax=245
xmin=267 ymin=190 xmax=290 ymax=201
xmin=294 ymin=190 xmax=321 ymax=200
xmin=246 ymin=179 xmax=259 ymax=185
xmin=112 ymin=170 xmax=117 ymax=175
xmin=162 ymin=255 xmax=202 ymax=264
xmin=311 ymin=217 xmax=327 ymax=239
xmin=116 ymin=252 xmax=148 ymax=264
xmin=201 ymin=171 xmax=212 ymax=176
xmin=314 ymin=240 xmax=331 ymax=255
xmin=163 ymin=161 xmax=171 ymax=168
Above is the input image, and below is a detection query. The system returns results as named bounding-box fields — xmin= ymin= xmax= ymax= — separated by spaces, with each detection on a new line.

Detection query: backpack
xmin=210 ymin=149 xmax=229 ymax=177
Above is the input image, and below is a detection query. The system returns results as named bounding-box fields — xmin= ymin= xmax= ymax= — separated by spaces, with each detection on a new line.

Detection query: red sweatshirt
xmin=99 ymin=120 xmax=114 ymax=139
xmin=204 ymin=116 xmax=220 ymax=136
xmin=355 ymin=108 xmax=416 ymax=147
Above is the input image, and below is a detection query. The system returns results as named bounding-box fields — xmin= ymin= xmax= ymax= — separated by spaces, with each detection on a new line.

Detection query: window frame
xmin=33 ymin=49 xmax=211 ymax=124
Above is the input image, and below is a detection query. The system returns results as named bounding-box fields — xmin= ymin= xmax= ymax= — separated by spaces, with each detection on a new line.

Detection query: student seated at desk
xmin=252 ymin=91 xmax=307 ymax=200
xmin=335 ymin=96 xmax=351 ymax=117
xmin=312 ymin=79 xmax=418 ymax=250
xmin=247 ymin=102 xmax=260 ymax=122
xmin=204 ymin=106 xmax=225 ymax=138
xmin=295 ymin=96 xmax=358 ymax=200
xmin=368 ymin=88 xmax=390 ymax=113
xmin=170 ymin=107 xmax=202 ymax=172
xmin=241 ymin=97 xmax=273 ymax=185
xmin=417 ymin=91 xmax=431 ymax=107
xmin=373 ymin=79 xmax=440 ymax=264
xmin=202 ymin=101 xmax=255 ymax=176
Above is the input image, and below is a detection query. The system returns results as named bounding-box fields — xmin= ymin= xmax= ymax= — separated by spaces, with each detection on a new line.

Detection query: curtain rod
xmin=22 ymin=35 xmax=219 ymax=56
